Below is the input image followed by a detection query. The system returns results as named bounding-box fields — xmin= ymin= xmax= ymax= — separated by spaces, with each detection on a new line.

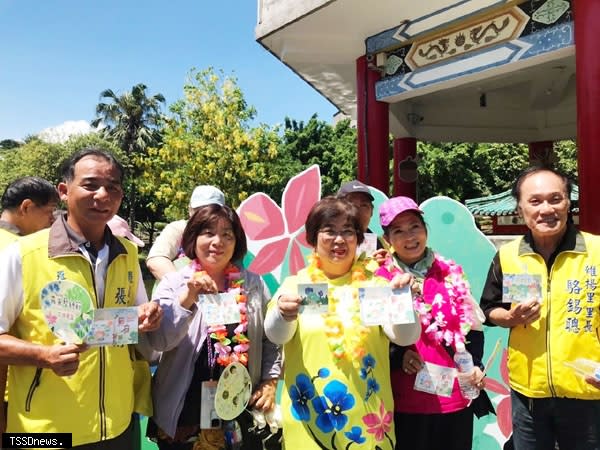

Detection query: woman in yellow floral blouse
xmin=264 ymin=196 xmax=420 ymax=450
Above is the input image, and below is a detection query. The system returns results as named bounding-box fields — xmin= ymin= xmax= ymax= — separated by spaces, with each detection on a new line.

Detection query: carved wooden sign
xmin=405 ymin=7 xmax=530 ymax=70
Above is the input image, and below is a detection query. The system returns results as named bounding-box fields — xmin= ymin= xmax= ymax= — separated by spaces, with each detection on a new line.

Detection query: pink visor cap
xmin=379 ymin=196 xmax=423 ymax=227
xmin=107 ymin=215 xmax=145 ymax=247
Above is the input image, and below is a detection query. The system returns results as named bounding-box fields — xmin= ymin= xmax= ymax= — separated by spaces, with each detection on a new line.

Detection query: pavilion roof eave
xmin=465 ymin=185 xmax=579 ymax=216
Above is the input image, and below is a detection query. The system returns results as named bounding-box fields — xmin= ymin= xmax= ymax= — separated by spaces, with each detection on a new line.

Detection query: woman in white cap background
xmin=375 ymin=196 xmax=491 ymax=450
xmin=146 ymin=185 xmax=226 ymax=280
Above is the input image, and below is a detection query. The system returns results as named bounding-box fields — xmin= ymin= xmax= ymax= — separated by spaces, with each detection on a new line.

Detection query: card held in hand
xmin=297 ymin=283 xmax=329 ymax=315
xmin=359 ymin=285 xmax=416 ymax=326
xmin=199 ymin=289 xmax=242 ymax=325
xmin=502 ymin=273 xmax=542 ymax=303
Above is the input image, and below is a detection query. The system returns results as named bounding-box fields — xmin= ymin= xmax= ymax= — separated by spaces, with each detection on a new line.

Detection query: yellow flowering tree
xmin=137 ymin=68 xmax=280 ymax=220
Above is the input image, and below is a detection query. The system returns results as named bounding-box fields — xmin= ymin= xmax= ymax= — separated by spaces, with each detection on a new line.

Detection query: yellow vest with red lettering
xmin=8 ymin=229 xmax=140 ymax=446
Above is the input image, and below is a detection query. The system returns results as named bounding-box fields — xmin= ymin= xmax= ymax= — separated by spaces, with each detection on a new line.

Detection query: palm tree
xmin=92 ymin=83 xmax=165 ymax=231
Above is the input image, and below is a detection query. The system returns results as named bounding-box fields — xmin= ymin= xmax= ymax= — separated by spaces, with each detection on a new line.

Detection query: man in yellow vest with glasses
xmin=0 ymin=148 xmax=163 ymax=449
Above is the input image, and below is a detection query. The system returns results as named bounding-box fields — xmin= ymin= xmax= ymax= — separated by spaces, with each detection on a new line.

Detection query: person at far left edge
xmin=0 ymin=148 xmax=163 ymax=449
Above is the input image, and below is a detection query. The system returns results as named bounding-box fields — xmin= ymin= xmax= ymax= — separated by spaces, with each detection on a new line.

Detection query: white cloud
xmin=38 ymin=120 xmax=96 ymax=144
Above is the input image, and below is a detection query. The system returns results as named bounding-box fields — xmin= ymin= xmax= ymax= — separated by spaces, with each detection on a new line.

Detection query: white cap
xmin=107 ymin=215 xmax=145 ymax=247
xmin=189 ymin=185 xmax=225 ymax=209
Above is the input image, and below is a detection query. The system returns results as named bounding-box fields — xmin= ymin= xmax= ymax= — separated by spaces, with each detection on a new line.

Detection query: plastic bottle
xmin=454 ymin=342 xmax=480 ymax=400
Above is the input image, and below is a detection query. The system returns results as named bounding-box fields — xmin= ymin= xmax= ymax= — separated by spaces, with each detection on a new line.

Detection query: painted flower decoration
xmin=484 ymin=348 xmax=512 ymax=440
xmin=289 ymin=374 xmax=316 ymax=421
xmin=238 ymin=165 xmax=321 ymax=276
xmin=312 ymin=380 xmax=355 ymax=433
xmin=359 ymin=353 xmax=380 ymax=400
xmin=362 ymin=401 xmax=393 ymax=442
xmin=360 ymin=353 xmax=375 ymax=379
xmin=345 ymin=426 xmax=366 ymax=445
xmin=366 ymin=378 xmax=380 ymax=395
xmin=317 ymin=368 xmax=330 ymax=379
xmin=363 ymin=354 xmax=376 ymax=371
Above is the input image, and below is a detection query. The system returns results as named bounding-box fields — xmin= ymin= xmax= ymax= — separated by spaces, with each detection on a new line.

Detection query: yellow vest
xmin=0 ymin=227 xmax=18 ymax=250
xmin=500 ymin=232 xmax=600 ymax=399
xmin=8 ymin=229 xmax=140 ymax=446
xmin=0 ymin=227 xmax=18 ymax=404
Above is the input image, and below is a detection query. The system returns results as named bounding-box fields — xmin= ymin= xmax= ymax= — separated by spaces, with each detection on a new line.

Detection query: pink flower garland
xmin=191 ymin=260 xmax=250 ymax=366
xmin=377 ymin=255 xmax=476 ymax=350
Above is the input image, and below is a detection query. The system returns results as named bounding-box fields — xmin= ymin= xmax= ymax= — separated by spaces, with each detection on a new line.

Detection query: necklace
xmin=191 ymin=260 xmax=250 ymax=367
xmin=305 ymin=254 xmax=373 ymax=365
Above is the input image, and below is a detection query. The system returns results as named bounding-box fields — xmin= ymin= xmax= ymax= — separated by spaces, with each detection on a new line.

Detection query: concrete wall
xmin=256 ymin=0 xmax=332 ymax=38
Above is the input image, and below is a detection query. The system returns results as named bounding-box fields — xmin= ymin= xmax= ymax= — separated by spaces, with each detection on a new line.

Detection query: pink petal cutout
xmin=238 ymin=193 xmax=285 ymax=240
xmin=282 ymin=165 xmax=321 ymax=233
xmin=496 ymin=397 xmax=513 ymax=438
xmin=248 ymin=238 xmax=290 ymax=274
xmin=484 ymin=378 xmax=509 ymax=396
xmin=500 ymin=349 xmax=510 ymax=383
xmin=288 ymin=241 xmax=307 ymax=275
xmin=295 ymin=230 xmax=310 ymax=248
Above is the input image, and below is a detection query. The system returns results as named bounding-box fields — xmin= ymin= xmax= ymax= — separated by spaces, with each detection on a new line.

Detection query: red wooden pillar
xmin=528 ymin=141 xmax=554 ymax=164
xmin=575 ymin=0 xmax=600 ymax=234
xmin=356 ymin=56 xmax=390 ymax=195
xmin=393 ymin=137 xmax=417 ymax=199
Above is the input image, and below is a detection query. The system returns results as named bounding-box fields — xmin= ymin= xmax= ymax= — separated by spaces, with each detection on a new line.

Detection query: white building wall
xmin=256 ymin=0 xmax=332 ymax=37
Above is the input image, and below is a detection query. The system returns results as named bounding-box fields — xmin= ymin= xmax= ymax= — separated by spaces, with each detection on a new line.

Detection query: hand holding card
xmin=297 ymin=283 xmax=329 ymax=315
xmin=277 ymin=294 xmax=302 ymax=321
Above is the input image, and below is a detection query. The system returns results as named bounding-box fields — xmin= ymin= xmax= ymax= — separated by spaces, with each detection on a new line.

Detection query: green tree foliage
xmin=0 ymin=139 xmax=22 ymax=150
xmin=137 ymin=68 xmax=279 ymax=220
xmin=275 ymin=115 xmax=358 ymax=197
xmin=472 ymin=143 xmax=530 ymax=193
xmin=62 ymin=133 xmax=122 ymax=160
xmin=0 ymin=134 xmax=119 ymax=193
xmin=0 ymin=138 xmax=64 ymax=191
xmin=92 ymin=83 xmax=166 ymax=229
xmin=417 ymin=140 xmax=577 ymax=202
xmin=553 ymin=140 xmax=578 ymax=183
xmin=417 ymin=142 xmax=491 ymax=201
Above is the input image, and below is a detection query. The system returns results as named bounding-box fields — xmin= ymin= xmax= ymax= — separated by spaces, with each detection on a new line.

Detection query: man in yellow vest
xmin=480 ymin=166 xmax=600 ymax=450
xmin=0 ymin=148 xmax=163 ymax=449
xmin=0 ymin=176 xmax=59 ymax=439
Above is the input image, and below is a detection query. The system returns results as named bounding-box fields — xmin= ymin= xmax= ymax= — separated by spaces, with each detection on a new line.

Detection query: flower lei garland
xmin=378 ymin=254 xmax=476 ymax=350
xmin=305 ymin=254 xmax=373 ymax=365
xmin=191 ymin=260 xmax=250 ymax=367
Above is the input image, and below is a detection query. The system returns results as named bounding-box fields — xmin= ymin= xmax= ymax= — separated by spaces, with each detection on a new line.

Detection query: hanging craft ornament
xmin=40 ymin=279 xmax=94 ymax=344
xmin=214 ymin=361 xmax=253 ymax=420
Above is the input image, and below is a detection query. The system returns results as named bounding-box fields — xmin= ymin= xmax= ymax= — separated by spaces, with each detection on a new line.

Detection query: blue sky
xmin=0 ymin=0 xmax=337 ymax=140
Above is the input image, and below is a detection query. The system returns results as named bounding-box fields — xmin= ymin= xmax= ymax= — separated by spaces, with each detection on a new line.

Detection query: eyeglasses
xmin=319 ymin=228 xmax=357 ymax=241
